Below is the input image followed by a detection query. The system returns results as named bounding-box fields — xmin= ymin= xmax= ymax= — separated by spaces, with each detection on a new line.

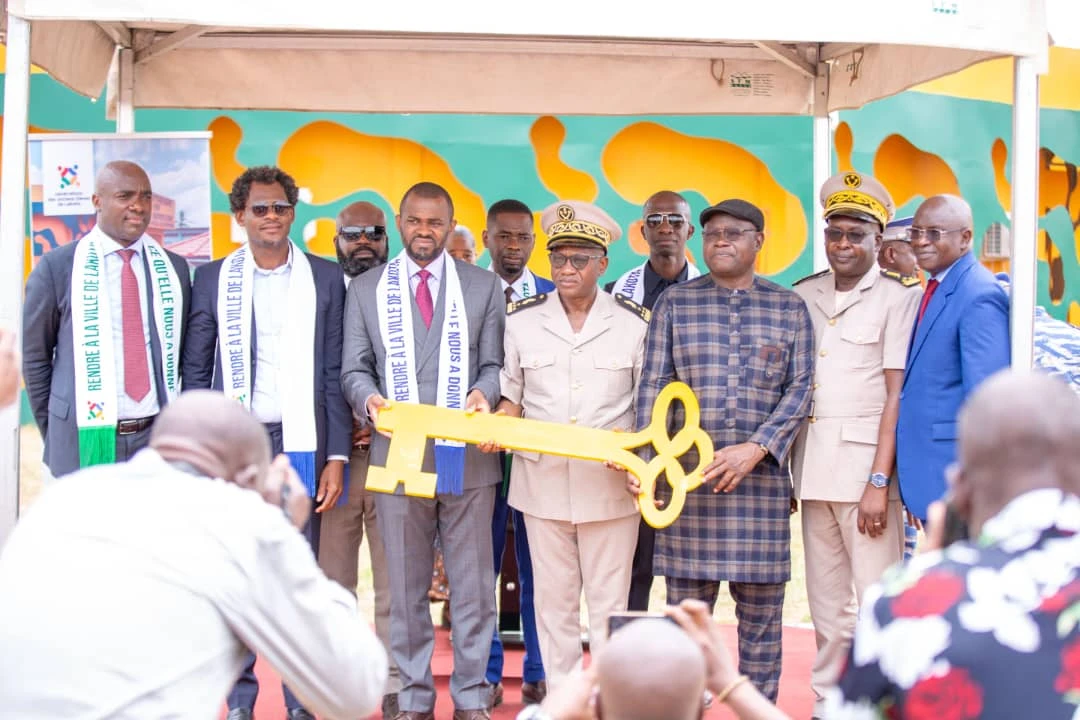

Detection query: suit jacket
xmin=791 ymin=266 xmax=921 ymax=503
xmin=340 ymin=256 xmax=505 ymax=491
xmin=181 ymin=249 xmax=351 ymax=471
xmin=501 ymin=290 xmax=646 ymax=524
xmin=896 ymin=252 xmax=1011 ymax=520
xmin=534 ymin=276 xmax=556 ymax=294
xmin=22 ymin=236 xmax=192 ymax=477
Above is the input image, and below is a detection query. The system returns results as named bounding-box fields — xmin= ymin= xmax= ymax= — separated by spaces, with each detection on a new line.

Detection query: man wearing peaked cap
xmin=791 ymin=170 xmax=922 ymax=718
xmin=634 ymin=195 xmax=814 ymax=703
xmin=484 ymin=199 xmax=648 ymax=693
xmin=879 ymin=216 xmax=920 ymax=281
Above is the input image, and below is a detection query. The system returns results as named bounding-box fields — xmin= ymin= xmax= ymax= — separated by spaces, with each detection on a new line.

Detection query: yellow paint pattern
xmin=602 ymin=122 xmax=805 ymax=275
xmin=306 ymin=217 xmax=339 ymax=258
xmin=277 ymin=121 xmax=487 ymax=255
xmin=207 ymin=116 xmax=247 ymax=196
xmin=1069 ymin=301 xmax=1080 ymax=326
xmin=530 ymin=116 xmax=597 ymax=202
xmin=873 ymin=134 xmax=960 ymax=210
xmin=834 ymin=122 xmax=855 ymax=172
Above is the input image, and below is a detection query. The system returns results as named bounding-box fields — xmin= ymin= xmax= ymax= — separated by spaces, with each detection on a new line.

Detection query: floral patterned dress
xmin=827 ymin=488 xmax=1080 ymax=719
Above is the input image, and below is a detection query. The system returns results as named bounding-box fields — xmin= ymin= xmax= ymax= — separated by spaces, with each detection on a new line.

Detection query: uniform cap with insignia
xmin=820 ymin=171 xmax=895 ymax=230
xmin=541 ymin=200 xmax=622 ymax=252
xmin=883 ymin=216 xmax=913 ymax=243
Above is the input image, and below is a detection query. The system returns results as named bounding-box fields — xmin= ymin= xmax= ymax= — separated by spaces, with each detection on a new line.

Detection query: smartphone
xmin=608 ymin=611 xmax=677 ymax=635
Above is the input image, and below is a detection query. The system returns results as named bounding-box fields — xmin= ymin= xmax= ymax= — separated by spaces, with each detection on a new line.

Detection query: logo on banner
xmin=58 ymin=165 xmax=81 ymax=189
xmin=86 ymin=400 xmax=105 ymax=421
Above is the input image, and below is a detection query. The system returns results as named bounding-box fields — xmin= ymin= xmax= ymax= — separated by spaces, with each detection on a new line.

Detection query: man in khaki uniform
xmin=489 ymin=200 xmax=648 ymax=692
xmin=791 ymin=171 xmax=922 ymax=719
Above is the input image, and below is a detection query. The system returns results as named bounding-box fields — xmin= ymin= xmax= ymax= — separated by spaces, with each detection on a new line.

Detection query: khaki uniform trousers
xmin=802 ymin=498 xmax=903 ymax=714
xmin=317 ymin=446 xmax=400 ymax=692
xmin=523 ymin=512 xmax=639 ymax=691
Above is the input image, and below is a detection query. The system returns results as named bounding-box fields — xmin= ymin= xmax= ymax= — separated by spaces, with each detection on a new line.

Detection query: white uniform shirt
xmin=0 ymin=449 xmax=387 ymax=719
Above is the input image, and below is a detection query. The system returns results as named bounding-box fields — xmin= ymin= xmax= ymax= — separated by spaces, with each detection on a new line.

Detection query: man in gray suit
xmin=23 ymin=161 xmax=191 ymax=478
xmin=341 ymin=181 xmax=505 ymax=720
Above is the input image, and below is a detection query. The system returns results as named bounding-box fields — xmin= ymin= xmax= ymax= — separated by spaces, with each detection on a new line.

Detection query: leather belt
xmin=116 ymin=415 xmax=156 ymax=435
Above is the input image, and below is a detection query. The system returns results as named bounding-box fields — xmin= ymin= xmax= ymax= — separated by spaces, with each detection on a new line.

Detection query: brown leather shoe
xmin=452 ymin=710 xmax=491 ymax=720
xmin=488 ymin=682 xmax=504 ymax=708
xmin=521 ymin=680 xmax=547 ymax=705
xmin=391 ymin=712 xmax=434 ymax=720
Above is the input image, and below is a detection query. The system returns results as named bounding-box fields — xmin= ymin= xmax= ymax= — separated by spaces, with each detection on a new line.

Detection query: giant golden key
xmin=368 ymin=381 xmax=714 ymax=529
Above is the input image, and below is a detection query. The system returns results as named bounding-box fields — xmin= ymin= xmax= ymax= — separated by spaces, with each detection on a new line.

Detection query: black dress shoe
xmin=225 ymin=710 xmax=253 ymax=720
xmin=286 ymin=709 xmax=315 ymax=720
xmin=382 ymin=692 xmax=400 ymax=720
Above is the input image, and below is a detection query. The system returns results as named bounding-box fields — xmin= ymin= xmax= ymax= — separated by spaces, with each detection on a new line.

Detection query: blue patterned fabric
xmin=996 ymin=273 xmax=1080 ymax=393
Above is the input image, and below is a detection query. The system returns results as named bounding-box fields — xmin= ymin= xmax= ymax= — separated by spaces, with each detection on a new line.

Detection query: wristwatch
xmin=516 ymin=706 xmax=554 ymax=720
xmin=868 ymin=472 xmax=889 ymax=489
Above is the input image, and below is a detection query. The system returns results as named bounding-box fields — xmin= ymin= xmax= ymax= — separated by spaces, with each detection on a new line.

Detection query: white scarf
xmin=487 ymin=263 xmax=540 ymax=300
xmin=378 ymin=250 xmax=469 ymax=494
xmin=217 ymin=243 xmax=318 ymax=494
xmin=71 ymin=228 xmax=182 ymax=467
xmin=611 ymin=260 xmax=701 ymax=304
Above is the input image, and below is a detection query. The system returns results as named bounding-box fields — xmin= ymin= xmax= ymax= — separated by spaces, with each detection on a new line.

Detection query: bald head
xmin=150 ymin=390 xmax=271 ymax=483
xmin=596 ymin=619 xmax=705 ymax=720
xmin=953 ymin=370 xmax=1080 ymax=533
xmin=92 ymin=161 xmax=153 ymax=245
xmin=911 ymin=195 xmax=974 ymax=275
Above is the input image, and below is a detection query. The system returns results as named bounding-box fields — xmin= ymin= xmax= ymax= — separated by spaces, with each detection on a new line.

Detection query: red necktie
xmin=118 ymin=249 xmax=151 ymax=402
xmin=917 ymin=278 xmax=940 ymax=325
xmin=416 ymin=269 xmax=434 ymax=329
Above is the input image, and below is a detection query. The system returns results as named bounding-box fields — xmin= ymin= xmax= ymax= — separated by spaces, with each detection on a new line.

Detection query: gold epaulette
xmin=880 ymin=268 xmax=921 ymax=287
xmin=614 ymin=293 xmax=651 ymax=323
xmin=507 ymin=293 xmax=548 ymax=315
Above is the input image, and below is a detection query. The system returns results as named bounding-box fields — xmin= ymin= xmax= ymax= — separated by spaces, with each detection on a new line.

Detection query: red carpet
xmin=221 ymin=625 xmax=815 ymax=719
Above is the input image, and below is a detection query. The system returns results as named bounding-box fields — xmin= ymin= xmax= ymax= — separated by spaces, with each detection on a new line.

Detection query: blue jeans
xmin=487 ymin=485 xmax=545 ymax=684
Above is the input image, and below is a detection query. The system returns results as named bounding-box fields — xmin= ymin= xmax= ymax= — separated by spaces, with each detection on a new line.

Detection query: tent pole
xmin=0 ymin=14 xmax=32 ymax=547
xmin=1009 ymin=55 xmax=1039 ymax=370
xmin=117 ymin=48 xmax=135 ymax=132
xmin=811 ymin=114 xmax=831 ymax=272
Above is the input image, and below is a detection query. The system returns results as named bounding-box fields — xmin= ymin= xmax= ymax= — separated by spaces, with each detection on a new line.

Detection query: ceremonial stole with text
xmin=610 ymin=260 xmax=701 ymax=304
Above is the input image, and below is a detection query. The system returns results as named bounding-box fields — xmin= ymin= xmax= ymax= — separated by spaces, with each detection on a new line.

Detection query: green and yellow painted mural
xmin=3 ymin=46 xmax=1080 ymax=327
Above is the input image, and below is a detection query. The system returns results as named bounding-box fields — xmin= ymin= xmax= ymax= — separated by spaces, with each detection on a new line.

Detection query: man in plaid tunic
xmin=634 ymin=198 xmax=814 ymax=702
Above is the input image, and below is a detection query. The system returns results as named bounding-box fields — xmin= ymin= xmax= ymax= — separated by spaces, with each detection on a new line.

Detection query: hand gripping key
xmin=368 ymin=381 xmax=714 ymax=528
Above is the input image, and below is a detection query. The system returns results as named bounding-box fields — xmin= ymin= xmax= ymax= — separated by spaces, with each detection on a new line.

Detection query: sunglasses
xmin=249 ymin=201 xmax=294 ymax=218
xmin=644 ymin=212 xmax=687 ymax=228
xmin=703 ymin=227 xmax=758 ymax=243
xmin=824 ymin=227 xmax=874 ymax=244
xmin=906 ymin=227 xmax=965 ymax=243
xmin=339 ymin=225 xmax=387 ymax=242
xmin=549 ymin=252 xmax=603 ymax=270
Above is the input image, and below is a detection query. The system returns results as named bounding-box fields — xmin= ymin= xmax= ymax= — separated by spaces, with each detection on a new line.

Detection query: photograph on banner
xmin=28 ymin=132 xmax=212 ymax=269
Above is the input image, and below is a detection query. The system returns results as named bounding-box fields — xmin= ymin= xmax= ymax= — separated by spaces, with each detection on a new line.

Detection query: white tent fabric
xmin=0 ymin=0 xmax=1056 ymax=545
xmin=7 ymin=0 xmax=1050 ymax=114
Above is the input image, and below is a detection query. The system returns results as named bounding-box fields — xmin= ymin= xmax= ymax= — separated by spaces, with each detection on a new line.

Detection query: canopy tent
xmin=0 ymin=0 xmax=1056 ymax=543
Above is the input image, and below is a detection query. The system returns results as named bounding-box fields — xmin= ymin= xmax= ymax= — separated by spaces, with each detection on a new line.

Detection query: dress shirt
xmin=405 ymin=250 xmax=445 ymax=300
xmin=640 ymin=259 xmax=692 ymax=311
xmin=500 ymin=270 xmax=533 ymax=303
xmin=0 ymin=449 xmax=388 ymax=719
xmin=100 ymin=233 xmax=159 ymax=420
xmin=930 ymin=255 xmax=962 ymax=283
xmin=250 ymin=247 xmax=293 ymax=424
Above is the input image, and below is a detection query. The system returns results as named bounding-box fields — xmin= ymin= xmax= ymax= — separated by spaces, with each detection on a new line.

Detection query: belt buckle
xmin=117 ymin=419 xmax=137 ymax=435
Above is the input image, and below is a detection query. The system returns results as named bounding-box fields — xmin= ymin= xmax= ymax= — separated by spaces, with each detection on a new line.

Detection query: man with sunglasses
xmin=318 ymin=201 xmax=401 ymax=719
xmin=895 ymin=194 xmax=1010 ymax=526
xmin=183 ymin=165 xmax=352 ymax=720
xmin=631 ymin=198 xmax=813 ymax=704
xmin=790 ymin=171 xmax=922 ymax=719
xmin=481 ymin=198 xmax=554 ymax=709
xmin=606 ymin=190 xmax=702 ymax=613
xmin=486 ymin=200 xmax=648 ymax=694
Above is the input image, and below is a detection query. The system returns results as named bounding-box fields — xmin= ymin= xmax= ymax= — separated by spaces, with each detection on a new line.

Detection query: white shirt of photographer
xmin=0 ymin=448 xmax=388 ymax=720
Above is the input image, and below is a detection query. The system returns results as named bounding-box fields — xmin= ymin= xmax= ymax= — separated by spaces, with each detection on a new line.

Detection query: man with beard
xmin=22 ymin=160 xmax=191 ymax=478
xmin=631 ymin=198 xmax=813 ymax=703
xmin=605 ymin=189 xmax=702 ymax=612
xmin=342 ymin=181 xmax=505 ymax=720
xmin=319 ymin=201 xmax=401 ymax=719
xmin=182 ymin=165 xmax=352 ymax=720
xmin=481 ymin=198 xmax=553 ymax=708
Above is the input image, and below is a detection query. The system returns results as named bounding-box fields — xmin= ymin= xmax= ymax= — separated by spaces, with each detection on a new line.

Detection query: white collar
xmin=252 ymin=242 xmax=294 ymax=276
xmin=405 ymin=250 xmax=446 ymax=282
xmin=95 ymin=227 xmax=145 ymax=257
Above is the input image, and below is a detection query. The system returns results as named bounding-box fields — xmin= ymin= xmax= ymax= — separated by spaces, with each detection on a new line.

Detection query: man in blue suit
xmin=896 ymin=194 xmax=1010 ymax=523
xmin=182 ymin=165 xmax=352 ymax=720
xmin=481 ymin=198 xmax=553 ymax=708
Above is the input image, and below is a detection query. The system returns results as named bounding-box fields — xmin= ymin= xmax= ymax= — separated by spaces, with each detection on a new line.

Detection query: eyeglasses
xmin=249 ymin=201 xmax=294 ymax=218
xmin=339 ymin=225 xmax=386 ymax=242
xmin=549 ymin=252 xmax=603 ymax=270
xmin=824 ymin=227 xmax=874 ymax=244
xmin=703 ymin=227 xmax=757 ymax=243
xmin=906 ymin=226 xmax=965 ymax=242
xmin=644 ymin=212 xmax=687 ymax=228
